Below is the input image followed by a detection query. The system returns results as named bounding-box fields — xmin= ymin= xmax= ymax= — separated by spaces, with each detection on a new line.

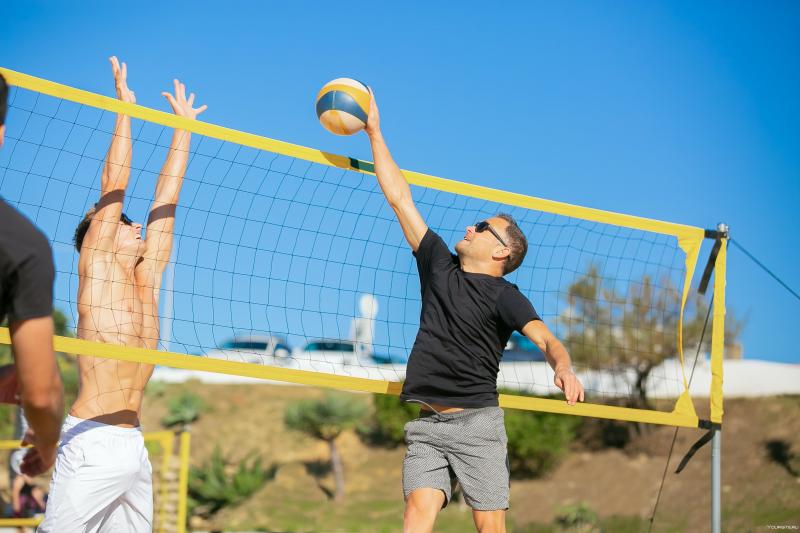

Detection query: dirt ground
xmin=137 ymin=385 xmax=799 ymax=532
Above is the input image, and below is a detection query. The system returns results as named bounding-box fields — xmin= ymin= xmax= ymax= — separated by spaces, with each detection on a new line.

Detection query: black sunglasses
xmin=120 ymin=213 xmax=133 ymax=226
xmin=475 ymin=220 xmax=507 ymax=247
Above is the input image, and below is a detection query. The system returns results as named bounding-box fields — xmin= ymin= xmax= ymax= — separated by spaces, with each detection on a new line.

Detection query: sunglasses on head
xmin=474 ymin=220 xmax=507 ymax=247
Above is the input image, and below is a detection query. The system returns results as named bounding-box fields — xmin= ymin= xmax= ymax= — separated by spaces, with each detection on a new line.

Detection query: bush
xmin=284 ymin=393 xmax=367 ymax=441
xmin=162 ymin=391 xmax=205 ymax=428
xmin=188 ymin=446 xmax=277 ymax=519
xmin=503 ymin=399 xmax=582 ymax=479
xmin=555 ymin=502 xmax=600 ymax=531
xmin=357 ymin=394 xmax=419 ymax=447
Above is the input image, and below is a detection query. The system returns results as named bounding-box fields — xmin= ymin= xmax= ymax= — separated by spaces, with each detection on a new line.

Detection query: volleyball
xmin=316 ymin=77 xmax=370 ymax=135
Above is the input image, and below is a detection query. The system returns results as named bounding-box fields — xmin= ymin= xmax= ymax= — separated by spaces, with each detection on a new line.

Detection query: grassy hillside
xmin=138 ymin=384 xmax=799 ymax=532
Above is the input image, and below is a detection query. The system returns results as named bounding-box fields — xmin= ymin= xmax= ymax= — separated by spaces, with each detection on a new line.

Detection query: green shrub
xmin=284 ymin=393 xmax=367 ymax=441
xmin=188 ymin=445 xmax=277 ymax=518
xmin=555 ymin=502 xmax=599 ymax=529
xmin=145 ymin=380 xmax=167 ymax=398
xmin=357 ymin=394 xmax=419 ymax=447
xmin=501 ymin=390 xmax=582 ymax=479
xmin=162 ymin=391 xmax=205 ymax=428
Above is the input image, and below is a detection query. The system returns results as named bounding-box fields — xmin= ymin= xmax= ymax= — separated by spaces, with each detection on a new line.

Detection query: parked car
xmin=293 ymin=340 xmax=362 ymax=365
xmin=502 ymin=332 xmax=546 ymax=362
xmin=205 ymin=335 xmax=291 ymax=365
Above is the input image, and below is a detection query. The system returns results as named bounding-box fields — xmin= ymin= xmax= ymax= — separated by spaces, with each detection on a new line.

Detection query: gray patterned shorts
xmin=402 ymin=406 xmax=509 ymax=511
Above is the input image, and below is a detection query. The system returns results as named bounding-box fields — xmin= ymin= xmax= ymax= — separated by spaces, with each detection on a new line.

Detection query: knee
xmin=404 ymin=489 xmax=444 ymax=533
xmin=473 ymin=510 xmax=506 ymax=533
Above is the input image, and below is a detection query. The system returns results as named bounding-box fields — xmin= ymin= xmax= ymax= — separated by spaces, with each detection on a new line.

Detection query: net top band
xmin=0 ymin=67 xmax=704 ymax=242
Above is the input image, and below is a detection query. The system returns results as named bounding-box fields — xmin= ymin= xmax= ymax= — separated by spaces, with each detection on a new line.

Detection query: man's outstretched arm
xmin=84 ymin=56 xmax=136 ymax=254
xmin=141 ymin=79 xmax=207 ymax=272
xmin=364 ymin=90 xmax=427 ymax=252
xmin=522 ymin=320 xmax=585 ymax=405
xmin=10 ymin=316 xmax=63 ymax=476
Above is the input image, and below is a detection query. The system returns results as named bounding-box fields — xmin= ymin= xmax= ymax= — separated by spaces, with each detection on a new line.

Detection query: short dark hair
xmin=0 ymin=72 xmax=8 ymax=126
xmin=74 ymin=207 xmax=96 ymax=252
xmin=496 ymin=213 xmax=527 ymax=275
xmin=73 ymin=206 xmax=132 ymax=252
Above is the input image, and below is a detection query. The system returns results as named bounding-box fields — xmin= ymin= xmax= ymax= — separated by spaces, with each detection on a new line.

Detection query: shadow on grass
xmin=765 ymin=439 xmax=799 ymax=477
xmin=303 ymin=459 xmax=334 ymax=500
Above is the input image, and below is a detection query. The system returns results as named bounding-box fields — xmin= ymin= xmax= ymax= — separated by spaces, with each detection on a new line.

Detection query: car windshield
xmin=221 ymin=341 xmax=269 ymax=351
xmin=305 ymin=342 xmax=353 ymax=352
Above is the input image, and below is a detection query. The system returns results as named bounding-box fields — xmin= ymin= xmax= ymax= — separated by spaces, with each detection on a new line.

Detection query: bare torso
xmin=72 ymin=256 xmax=159 ymax=427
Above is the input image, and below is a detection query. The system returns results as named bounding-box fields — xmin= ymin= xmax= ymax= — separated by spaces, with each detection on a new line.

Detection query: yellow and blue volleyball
xmin=316 ymin=78 xmax=370 ymax=136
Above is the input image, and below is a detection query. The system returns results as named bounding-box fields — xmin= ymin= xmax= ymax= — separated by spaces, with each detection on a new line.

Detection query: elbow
xmin=387 ymin=191 xmax=411 ymax=211
xmin=21 ymin=376 xmax=63 ymax=414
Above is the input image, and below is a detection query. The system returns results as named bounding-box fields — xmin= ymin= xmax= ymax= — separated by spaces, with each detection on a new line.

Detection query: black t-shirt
xmin=400 ymin=229 xmax=541 ymax=408
xmin=0 ymin=198 xmax=55 ymax=324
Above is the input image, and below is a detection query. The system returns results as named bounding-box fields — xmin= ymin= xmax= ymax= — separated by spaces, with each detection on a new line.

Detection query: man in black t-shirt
xmin=0 ymin=72 xmax=65 ymax=478
xmin=364 ymin=91 xmax=584 ymax=533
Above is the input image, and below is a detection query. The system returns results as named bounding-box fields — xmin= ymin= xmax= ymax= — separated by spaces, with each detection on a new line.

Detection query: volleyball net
xmin=0 ymin=67 xmax=725 ymax=428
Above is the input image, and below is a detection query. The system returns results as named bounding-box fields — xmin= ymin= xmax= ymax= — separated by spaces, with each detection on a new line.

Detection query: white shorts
xmin=37 ymin=415 xmax=153 ymax=533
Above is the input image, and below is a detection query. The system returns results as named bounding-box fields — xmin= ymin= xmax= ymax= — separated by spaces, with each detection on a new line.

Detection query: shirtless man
xmin=38 ymin=57 xmax=206 ymax=532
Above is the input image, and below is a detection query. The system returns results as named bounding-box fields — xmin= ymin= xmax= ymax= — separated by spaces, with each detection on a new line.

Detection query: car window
xmin=222 ymin=341 xmax=269 ymax=351
xmin=306 ymin=342 xmax=353 ymax=352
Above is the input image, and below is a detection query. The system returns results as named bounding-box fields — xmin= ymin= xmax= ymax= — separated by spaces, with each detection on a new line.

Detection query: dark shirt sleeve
xmin=0 ymin=201 xmax=55 ymax=323
xmin=412 ymin=228 xmax=457 ymax=279
xmin=496 ymin=285 xmax=541 ymax=332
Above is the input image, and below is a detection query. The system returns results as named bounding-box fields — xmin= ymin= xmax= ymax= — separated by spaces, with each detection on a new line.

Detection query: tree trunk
xmin=328 ymin=439 xmax=345 ymax=502
xmin=634 ymin=362 xmax=654 ymax=410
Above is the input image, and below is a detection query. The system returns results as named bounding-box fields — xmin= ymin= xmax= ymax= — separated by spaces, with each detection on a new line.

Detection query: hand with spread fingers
xmin=109 ymin=56 xmax=135 ymax=104
xmin=162 ymin=79 xmax=207 ymax=120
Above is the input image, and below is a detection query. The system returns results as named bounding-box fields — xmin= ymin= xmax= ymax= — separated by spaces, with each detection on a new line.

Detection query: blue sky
xmin=1 ymin=1 xmax=798 ymax=363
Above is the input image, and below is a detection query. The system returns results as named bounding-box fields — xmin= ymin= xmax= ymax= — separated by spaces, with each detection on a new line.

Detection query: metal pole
xmin=711 ymin=427 xmax=721 ymax=533
xmin=712 ymin=221 xmax=727 ymax=533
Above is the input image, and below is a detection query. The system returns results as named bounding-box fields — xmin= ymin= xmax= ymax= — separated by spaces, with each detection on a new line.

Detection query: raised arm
xmin=522 ymin=320 xmax=585 ymax=405
xmin=82 ymin=57 xmax=136 ymax=257
xmin=364 ymin=90 xmax=427 ymax=252
xmin=140 ymin=79 xmax=207 ymax=273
